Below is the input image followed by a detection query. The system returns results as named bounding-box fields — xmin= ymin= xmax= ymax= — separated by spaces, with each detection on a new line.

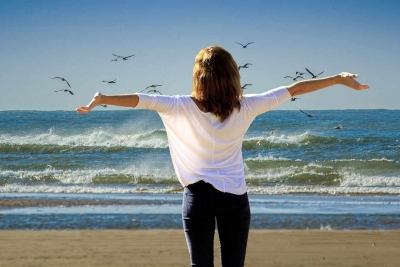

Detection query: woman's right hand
xmin=76 ymin=92 xmax=103 ymax=114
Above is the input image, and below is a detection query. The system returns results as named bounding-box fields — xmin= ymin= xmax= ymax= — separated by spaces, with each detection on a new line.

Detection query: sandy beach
xmin=0 ymin=230 xmax=399 ymax=267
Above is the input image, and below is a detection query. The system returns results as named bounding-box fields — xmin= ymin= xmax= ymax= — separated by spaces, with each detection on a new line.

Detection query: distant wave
xmin=242 ymin=156 xmax=400 ymax=187
xmin=0 ymin=128 xmax=169 ymax=152
xmin=0 ymin=165 xmax=176 ymax=185
xmin=242 ymin=132 xmax=386 ymax=149
xmin=1 ymin=130 xmax=393 ymax=152
xmin=244 ymin=155 xmax=399 ymax=169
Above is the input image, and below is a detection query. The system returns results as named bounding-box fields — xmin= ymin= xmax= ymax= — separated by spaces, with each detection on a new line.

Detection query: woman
xmin=77 ymin=46 xmax=369 ymax=267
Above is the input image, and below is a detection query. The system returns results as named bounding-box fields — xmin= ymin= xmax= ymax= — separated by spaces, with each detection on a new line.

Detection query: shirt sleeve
xmin=135 ymin=93 xmax=176 ymax=114
xmin=242 ymin=86 xmax=291 ymax=117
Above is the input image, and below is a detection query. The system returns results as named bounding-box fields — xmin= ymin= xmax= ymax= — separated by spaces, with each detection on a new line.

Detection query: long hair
xmin=191 ymin=46 xmax=242 ymax=122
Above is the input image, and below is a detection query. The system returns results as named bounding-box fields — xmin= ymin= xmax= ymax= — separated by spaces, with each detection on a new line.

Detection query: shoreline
xmin=2 ymin=195 xmax=399 ymax=231
xmin=0 ymin=229 xmax=399 ymax=267
xmin=1 ymin=193 xmax=399 ymax=207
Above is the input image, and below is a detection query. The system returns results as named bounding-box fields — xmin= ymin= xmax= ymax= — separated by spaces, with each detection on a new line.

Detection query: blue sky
xmin=1 ymin=0 xmax=399 ymax=110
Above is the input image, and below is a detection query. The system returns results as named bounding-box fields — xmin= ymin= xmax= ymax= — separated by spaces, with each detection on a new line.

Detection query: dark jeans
xmin=182 ymin=181 xmax=251 ymax=267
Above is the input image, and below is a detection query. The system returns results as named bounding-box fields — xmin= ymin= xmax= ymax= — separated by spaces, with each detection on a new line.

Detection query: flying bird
xmin=238 ymin=63 xmax=252 ymax=70
xmin=284 ymin=76 xmax=304 ymax=81
xmin=235 ymin=42 xmax=254 ymax=48
xmin=52 ymin=77 xmax=71 ymax=88
xmin=299 ymin=109 xmax=313 ymax=117
xmin=296 ymin=71 xmax=309 ymax=76
xmin=305 ymin=68 xmax=324 ymax=78
xmin=113 ymin=54 xmax=135 ymax=60
xmin=141 ymin=84 xmax=162 ymax=92
xmin=100 ymin=105 xmax=107 ymax=108
xmin=103 ymin=79 xmax=116 ymax=84
xmin=241 ymin=84 xmax=252 ymax=89
xmin=146 ymin=89 xmax=163 ymax=95
xmin=291 ymin=97 xmax=300 ymax=101
xmin=55 ymin=89 xmax=74 ymax=95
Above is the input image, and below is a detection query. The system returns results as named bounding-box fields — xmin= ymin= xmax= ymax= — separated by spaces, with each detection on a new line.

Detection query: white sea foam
xmin=247 ymin=185 xmax=400 ymax=195
xmin=244 ymin=168 xmax=297 ymax=181
xmin=0 ymin=184 xmax=182 ymax=194
xmin=1 ymin=183 xmax=400 ymax=195
xmin=307 ymin=162 xmax=333 ymax=168
xmin=266 ymin=132 xmax=310 ymax=144
xmin=320 ymin=224 xmax=333 ymax=230
xmin=245 ymin=155 xmax=295 ymax=162
xmin=340 ymin=172 xmax=400 ymax=187
xmin=0 ymin=127 xmax=169 ymax=148
xmin=330 ymin=158 xmax=397 ymax=163
xmin=0 ymin=164 xmax=176 ymax=184
xmin=246 ymin=132 xmax=310 ymax=145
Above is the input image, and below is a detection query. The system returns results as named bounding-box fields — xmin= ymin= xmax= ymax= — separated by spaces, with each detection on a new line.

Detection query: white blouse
xmin=136 ymin=86 xmax=291 ymax=195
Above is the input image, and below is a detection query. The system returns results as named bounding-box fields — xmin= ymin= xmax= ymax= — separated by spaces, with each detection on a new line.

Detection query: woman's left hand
xmin=339 ymin=72 xmax=370 ymax=90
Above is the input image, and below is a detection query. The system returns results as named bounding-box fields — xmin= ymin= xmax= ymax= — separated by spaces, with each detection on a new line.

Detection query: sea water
xmin=1 ymin=109 xmax=399 ymax=229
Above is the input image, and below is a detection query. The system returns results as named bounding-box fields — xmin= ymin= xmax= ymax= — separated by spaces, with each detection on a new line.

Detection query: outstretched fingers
xmin=351 ymin=77 xmax=370 ymax=90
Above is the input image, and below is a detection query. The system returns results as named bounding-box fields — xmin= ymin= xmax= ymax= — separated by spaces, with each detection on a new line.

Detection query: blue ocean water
xmin=0 ymin=109 xmax=399 ymax=229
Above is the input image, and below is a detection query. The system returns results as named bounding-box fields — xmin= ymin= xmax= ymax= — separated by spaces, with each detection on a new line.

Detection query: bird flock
xmin=235 ymin=42 xmax=342 ymax=130
xmin=284 ymin=68 xmax=324 ymax=81
xmin=52 ymin=53 xmax=163 ymax=105
xmin=284 ymin=67 xmax=325 ymax=120
xmin=52 ymin=43 xmax=341 ymax=129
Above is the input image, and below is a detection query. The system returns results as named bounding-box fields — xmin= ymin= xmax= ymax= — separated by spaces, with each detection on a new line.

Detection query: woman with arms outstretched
xmin=77 ymin=46 xmax=368 ymax=267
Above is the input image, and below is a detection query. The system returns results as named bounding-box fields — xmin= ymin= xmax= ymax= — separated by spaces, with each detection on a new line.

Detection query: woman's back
xmin=136 ymin=87 xmax=291 ymax=194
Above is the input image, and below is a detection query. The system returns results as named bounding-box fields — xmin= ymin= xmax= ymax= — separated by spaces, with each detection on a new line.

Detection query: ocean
xmin=1 ymin=109 xmax=399 ymax=230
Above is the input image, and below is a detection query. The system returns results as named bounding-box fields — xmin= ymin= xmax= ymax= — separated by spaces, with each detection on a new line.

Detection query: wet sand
xmin=0 ymin=230 xmax=399 ymax=267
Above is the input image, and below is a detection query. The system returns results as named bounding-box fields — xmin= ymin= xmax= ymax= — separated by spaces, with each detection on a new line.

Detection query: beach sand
xmin=0 ymin=230 xmax=399 ymax=267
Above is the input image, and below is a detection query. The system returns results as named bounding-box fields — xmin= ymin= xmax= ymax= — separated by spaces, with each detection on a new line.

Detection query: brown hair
xmin=191 ymin=46 xmax=242 ymax=122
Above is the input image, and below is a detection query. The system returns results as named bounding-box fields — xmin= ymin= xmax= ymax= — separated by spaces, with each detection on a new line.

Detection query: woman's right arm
xmin=76 ymin=92 xmax=139 ymax=114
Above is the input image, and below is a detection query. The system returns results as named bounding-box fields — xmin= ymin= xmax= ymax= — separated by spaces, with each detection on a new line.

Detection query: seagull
xmin=55 ymin=89 xmax=74 ymax=95
xmin=238 ymin=63 xmax=252 ymax=70
xmin=284 ymin=75 xmax=304 ymax=81
xmin=305 ymin=68 xmax=324 ymax=78
xmin=52 ymin=77 xmax=71 ymax=88
xmin=141 ymin=84 xmax=162 ymax=92
xmin=103 ymin=79 xmax=116 ymax=84
xmin=235 ymin=42 xmax=254 ymax=48
xmin=100 ymin=104 xmax=107 ymax=108
xmin=333 ymin=125 xmax=344 ymax=130
xmin=241 ymin=84 xmax=252 ymax=89
xmin=113 ymin=54 xmax=135 ymax=60
xmin=291 ymin=97 xmax=300 ymax=101
xmin=296 ymin=71 xmax=309 ymax=76
xmin=299 ymin=109 xmax=313 ymax=117
xmin=146 ymin=89 xmax=163 ymax=95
